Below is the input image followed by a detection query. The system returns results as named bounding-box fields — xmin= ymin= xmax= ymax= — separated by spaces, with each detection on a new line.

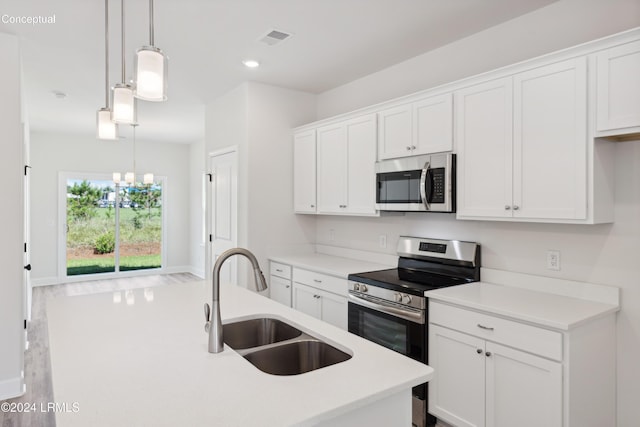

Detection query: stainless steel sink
xmin=223 ymin=318 xmax=302 ymax=350
xmin=222 ymin=317 xmax=352 ymax=375
xmin=243 ymin=340 xmax=352 ymax=375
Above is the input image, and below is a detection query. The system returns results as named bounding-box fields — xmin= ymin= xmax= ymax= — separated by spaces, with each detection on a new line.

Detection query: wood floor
xmin=0 ymin=273 xmax=199 ymax=427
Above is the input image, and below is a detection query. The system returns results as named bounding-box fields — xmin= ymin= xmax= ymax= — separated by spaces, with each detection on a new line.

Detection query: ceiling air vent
xmin=258 ymin=29 xmax=293 ymax=46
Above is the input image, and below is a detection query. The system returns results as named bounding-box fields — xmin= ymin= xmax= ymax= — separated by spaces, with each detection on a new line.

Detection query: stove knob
xmin=394 ymin=293 xmax=403 ymax=303
xmin=360 ymin=284 xmax=368 ymax=293
xmin=353 ymin=283 xmax=361 ymax=292
xmin=401 ymin=294 xmax=412 ymax=304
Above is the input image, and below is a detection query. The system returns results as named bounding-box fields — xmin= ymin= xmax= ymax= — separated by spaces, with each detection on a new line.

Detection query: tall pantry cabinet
xmin=0 ymin=32 xmax=26 ymax=400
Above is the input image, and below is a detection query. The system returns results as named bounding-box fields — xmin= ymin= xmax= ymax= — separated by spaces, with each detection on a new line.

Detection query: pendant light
xmin=112 ymin=0 xmax=137 ymax=124
xmin=134 ymin=0 xmax=168 ymax=101
xmin=125 ymin=124 xmax=138 ymax=185
xmin=97 ymin=0 xmax=118 ymax=140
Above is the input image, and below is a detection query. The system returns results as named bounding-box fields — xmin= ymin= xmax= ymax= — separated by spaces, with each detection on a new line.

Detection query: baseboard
xmin=188 ymin=266 xmax=205 ymax=279
xmin=0 ymin=376 xmax=24 ymax=400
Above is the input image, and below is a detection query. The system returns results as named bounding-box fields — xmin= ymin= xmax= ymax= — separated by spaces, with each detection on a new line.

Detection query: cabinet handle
xmin=313 ymin=279 xmax=322 ymax=283
xmin=411 ymin=145 xmax=416 ymax=150
xmin=310 ymin=204 xmax=315 ymax=208
xmin=406 ymin=146 xmax=411 ymax=151
xmin=513 ymin=205 xmax=520 ymax=211
xmin=285 ymin=285 xmax=290 ymax=289
xmin=314 ymin=295 xmax=321 ymax=299
xmin=477 ymin=324 xmax=494 ymax=331
xmin=276 ymin=269 xmax=283 ymax=272
xmin=504 ymin=205 xmax=511 ymax=210
xmin=476 ymin=348 xmax=483 ymax=354
xmin=486 ymin=351 xmax=492 ymax=357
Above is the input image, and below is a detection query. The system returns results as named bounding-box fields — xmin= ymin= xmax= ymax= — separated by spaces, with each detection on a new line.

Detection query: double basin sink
xmin=223 ymin=317 xmax=352 ymax=375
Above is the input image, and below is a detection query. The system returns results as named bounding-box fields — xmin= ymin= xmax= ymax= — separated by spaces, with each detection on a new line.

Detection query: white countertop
xmin=48 ymin=281 xmax=432 ymax=427
xmin=425 ymin=281 xmax=620 ymax=330
xmin=269 ymin=253 xmax=393 ymax=278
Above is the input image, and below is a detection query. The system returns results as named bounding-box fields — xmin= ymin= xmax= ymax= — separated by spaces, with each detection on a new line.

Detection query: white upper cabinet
xmin=513 ymin=58 xmax=587 ymax=220
xmin=595 ymin=40 xmax=640 ymax=135
xmin=456 ymin=58 xmax=588 ymax=222
xmin=317 ymin=114 xmax=378 ymax=216
xmin=293 ymin=130 xmax=317 ymax=213
xmin=378 ymin=93 xmax=453 ymax=160
xmin=456 ymin=77 xmax=514 ymax=219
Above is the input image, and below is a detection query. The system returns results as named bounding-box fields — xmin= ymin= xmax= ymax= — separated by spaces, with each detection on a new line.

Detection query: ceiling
xmin=0 ymin=0 xmax=558 ymax=144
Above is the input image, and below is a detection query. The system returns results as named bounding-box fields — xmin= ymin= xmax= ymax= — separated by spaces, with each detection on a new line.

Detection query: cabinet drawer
xmin=293 ymin=268 xmax=348 ymax=297
xmin=270 ymin=262 xmax=292 ymax=279
xmin=430 ymin=301 xmax=562 ymax=361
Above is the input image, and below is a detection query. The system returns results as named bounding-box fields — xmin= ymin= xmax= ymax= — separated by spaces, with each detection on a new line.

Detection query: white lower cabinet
xmin=428 ymin=300 xmax=616 ymax=427
xmin=269 ymin=261 xmax=292 ymax=307
xmin=292 ymin=268 xmax=348 ymax=330
xmin=430 ymin=325 xmax=561 ymax=427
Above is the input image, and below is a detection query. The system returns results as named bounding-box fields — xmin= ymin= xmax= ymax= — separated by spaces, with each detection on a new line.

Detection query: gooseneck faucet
xmin=204 ymin=248 xmax=268 ymax=353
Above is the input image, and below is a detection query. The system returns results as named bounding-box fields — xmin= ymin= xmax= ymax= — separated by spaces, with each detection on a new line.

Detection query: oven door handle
xmin=420 ymin=160 xmax=431 ymax=211
xmin=348 ymin=293 xmax=425 ymax=324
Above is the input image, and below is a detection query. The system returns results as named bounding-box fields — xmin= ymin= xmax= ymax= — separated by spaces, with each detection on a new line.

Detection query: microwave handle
xmin=420 ymin=161 xmax=431 ymax=210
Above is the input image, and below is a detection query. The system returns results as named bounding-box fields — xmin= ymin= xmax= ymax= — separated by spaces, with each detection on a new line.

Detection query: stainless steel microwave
xmin=375 ymin=153 xmax=455 ymax=213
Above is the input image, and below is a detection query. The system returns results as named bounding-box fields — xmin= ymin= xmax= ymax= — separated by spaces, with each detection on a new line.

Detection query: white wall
xmin=311 ymin=1 xmax=640 ymax=425
xmin=317 ymin=0 xmax=640 ymax=119
xmin=205 ymin=82 xmax=317 ymax=289
xmin=29 ymin=132 xmax=192 ymax=284
xmin=0 ymin=32 xmax=25 ymax=400
xmin=189 ymin=139 xmax=206 ymax=278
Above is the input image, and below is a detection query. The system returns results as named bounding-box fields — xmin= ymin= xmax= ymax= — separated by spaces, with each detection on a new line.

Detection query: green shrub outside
xmin=94 ymin=231 xmax=116 ymax=254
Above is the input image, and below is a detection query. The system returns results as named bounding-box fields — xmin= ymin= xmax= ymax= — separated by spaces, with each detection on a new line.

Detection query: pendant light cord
xmin=149 ymin=0 xmax=154 ymax=46
xmin=132 ymin=124 xmax=137 ymax=178
xmin=104 ymin=0 xmax=110 ymax=108
xmin=121 ymin=0 xmax=126 ymax=83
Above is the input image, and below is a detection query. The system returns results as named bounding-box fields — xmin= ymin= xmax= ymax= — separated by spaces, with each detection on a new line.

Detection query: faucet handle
xmin=204 ymin=303 xmax=211 ymax=333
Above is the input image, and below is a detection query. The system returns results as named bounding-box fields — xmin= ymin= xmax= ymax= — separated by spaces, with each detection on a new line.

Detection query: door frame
xmin=57 ymin=171 xmax=168 ymax=283
xmin=205 ymin=146 xmax=238 ymax=283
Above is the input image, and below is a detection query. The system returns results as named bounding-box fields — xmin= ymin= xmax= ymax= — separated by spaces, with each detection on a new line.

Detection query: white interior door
xmin=23 ymin=123 xmax=31 ymax=323
xmin=208 ymin=149 xmax=238 ymax=286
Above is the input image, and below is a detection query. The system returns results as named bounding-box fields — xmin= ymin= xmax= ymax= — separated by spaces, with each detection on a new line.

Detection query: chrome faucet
xmin=204 ymin=248 xmax=268 ymax=353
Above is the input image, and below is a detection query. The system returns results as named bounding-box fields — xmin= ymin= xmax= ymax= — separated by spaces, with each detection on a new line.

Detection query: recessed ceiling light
xmin=242 ymin=60 xmax=260 ymax=68
xmin=52 ymin=90 xmax=67 ymax=99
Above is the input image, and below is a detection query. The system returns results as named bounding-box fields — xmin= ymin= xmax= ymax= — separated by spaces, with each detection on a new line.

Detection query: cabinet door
xmin=292 ymin=283 xmax=322 ymax=320
xmin=455 ymin=78 xmax=514 ymax=219
xmin=269 ymin=275 xmax=292 ymax=307
xmin=293 ymin=130 xmax=317 ymax=213
xmin=429 ymin=325 xmax=486 ymax=427
xmin=513 ymin=57 xmax=587 ymax=220
xmin=596 ymin=40 xmax=640 ymax=133
xmin=345 ymin=114 xmax=377 ymax=215
xmin=485 ymin=342 xmax=562 ymax=427
xmin=413 ymin=93 xmax=453 ymax=155
xmin=377 ymin=104 xmax=412 ymax=160
xmin=316 ymin=123 xmax=347 ymax=213
xmin=320 ymin=290 xmax=347 ymax=330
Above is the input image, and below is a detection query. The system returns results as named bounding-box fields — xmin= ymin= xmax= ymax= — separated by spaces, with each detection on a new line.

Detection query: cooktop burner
xmin=348 ymin=268 xmax=473 ymax=296
xmin=348 ymin=236 xmax=481 ymax=297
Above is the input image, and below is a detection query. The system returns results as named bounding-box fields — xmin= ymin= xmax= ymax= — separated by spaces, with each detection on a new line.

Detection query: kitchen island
xmin=47 ymin=280 xmax=432 ymax=427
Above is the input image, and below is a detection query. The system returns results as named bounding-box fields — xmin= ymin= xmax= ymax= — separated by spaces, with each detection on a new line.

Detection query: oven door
xmin=348 ymin=294 xmax=433 ymax=427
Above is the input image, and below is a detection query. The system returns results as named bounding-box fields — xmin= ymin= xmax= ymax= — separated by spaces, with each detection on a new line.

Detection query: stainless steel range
xmin=347 ymin=236 xmax=480 ymax=427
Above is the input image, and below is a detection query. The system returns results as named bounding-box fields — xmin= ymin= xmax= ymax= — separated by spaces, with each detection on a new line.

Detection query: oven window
xmin=348 ymin=302 xmax=425 ymax=362
xmin=377 ymin=170 xmax=422 ymax=203
xmin=361 ymin=310 xmax=407 ymax=354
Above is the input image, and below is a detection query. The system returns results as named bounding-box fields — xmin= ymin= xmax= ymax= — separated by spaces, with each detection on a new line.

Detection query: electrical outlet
xmin=379 ymin=234 xmax=387 ymax=249
xmin=547 ymin=250 xmax=561 ymax=271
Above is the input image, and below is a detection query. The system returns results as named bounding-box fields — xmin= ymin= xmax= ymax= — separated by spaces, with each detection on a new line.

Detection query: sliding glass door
xmin=63 ymin=173 xmax=164 ymax=277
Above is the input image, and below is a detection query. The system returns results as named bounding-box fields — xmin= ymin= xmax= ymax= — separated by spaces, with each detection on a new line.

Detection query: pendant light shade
xmin=97 ymin=0 xmax=118 ymax=140
xmin=135 ymin=46 xmax=168 ymax=101
xmin=112 ymin=0 xmax=137 ymax=124
xmin=112 ymin=83 xmax=137 ymax=124
xmin=134 ymin=0 xmax=168 ymax=101
xmin=113 ymin=172 xmax=122 ymax=185
xmin=143 ymin=173 xmax=154 ymax=185
xmin=97 ymin=108 xmax=118 ymax=140
xmin=125 ymin=172 xmax=135 ymax=185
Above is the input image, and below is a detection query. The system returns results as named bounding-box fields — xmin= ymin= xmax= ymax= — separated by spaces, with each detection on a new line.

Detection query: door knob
xmin=24 ymin=264 xmax=31 ymax=271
